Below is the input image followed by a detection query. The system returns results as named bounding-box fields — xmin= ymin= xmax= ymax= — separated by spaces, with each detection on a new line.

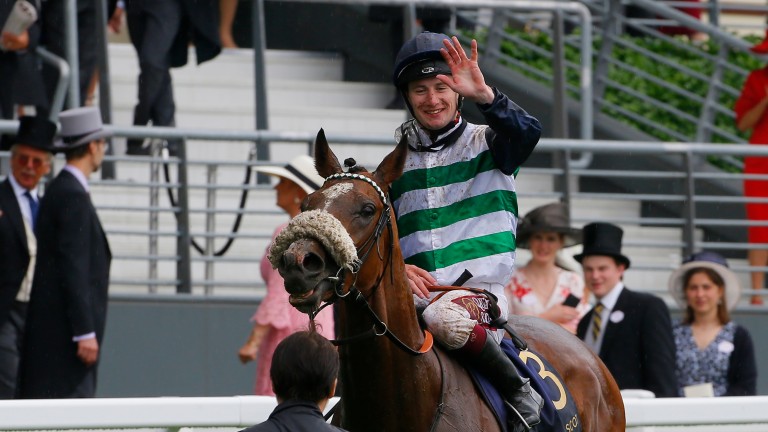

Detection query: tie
xmin=591 ymin=303 xmax=605 ymax=341
xmin=24 ymin=191 xmax=38 ymax=230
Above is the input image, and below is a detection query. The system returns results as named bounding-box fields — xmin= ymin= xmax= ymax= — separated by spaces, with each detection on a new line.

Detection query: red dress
xmin=735 ymin=67 xmax=768 ymax=243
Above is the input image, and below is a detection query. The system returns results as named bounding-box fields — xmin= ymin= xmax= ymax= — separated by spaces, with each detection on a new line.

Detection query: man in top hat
xmin=575 ymin=222 xmax=678 ymax=398
xmin=0 ymin=115 xmax=55 ymax=398
xmin=18 ymin=106 xmax=112 ymax=398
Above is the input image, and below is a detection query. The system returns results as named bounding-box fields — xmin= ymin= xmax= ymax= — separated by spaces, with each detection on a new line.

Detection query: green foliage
xmin=486 ymin=29 xmax=768 ymax=169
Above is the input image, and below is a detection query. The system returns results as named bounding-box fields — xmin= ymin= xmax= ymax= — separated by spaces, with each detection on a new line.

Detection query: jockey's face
xmin=406 ymin=76 xmax=459 ymax=131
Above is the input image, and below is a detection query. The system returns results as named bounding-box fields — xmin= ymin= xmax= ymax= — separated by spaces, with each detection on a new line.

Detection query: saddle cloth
xmin=466 ymin=338 xmax=582 ymax=432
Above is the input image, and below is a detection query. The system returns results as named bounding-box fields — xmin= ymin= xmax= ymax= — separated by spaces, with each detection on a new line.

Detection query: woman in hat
xmin=236 ymin=155 xmax=335 ymax=396
xmin=735 ymin=33 xmax=768 ymax=305
xmin=504 ymin=202 xmax=588 ymax=333
xmin=668 ymin=251 xmax=757 ymax=397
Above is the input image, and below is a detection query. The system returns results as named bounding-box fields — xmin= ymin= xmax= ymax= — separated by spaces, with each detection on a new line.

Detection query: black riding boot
xmin=472 ymin=335 xmax=544 ymax=431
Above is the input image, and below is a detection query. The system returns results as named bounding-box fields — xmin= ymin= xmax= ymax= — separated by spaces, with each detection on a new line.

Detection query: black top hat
xmin=13 ymin=116 xmax=57 ymax=152
xmin=573 ymin=222 xmax=631 ymax=269
xmin=516 ymin=202 xmax=582 ymax=249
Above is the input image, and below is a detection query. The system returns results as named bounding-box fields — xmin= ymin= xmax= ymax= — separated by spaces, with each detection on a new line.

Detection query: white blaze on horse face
xmin=321 ymin=183 xmax=355 ymax=210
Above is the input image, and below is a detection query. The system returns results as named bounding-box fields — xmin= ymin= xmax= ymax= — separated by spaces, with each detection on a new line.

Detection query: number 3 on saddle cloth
xmin=427 ymin=288 xmax=582 ymax=432
xmin=470 ymin=339 xmax=582 ymax=432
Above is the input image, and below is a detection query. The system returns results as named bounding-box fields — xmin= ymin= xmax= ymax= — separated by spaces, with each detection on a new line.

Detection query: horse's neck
xmin=337 ymin=259 xmax=440 ymax=430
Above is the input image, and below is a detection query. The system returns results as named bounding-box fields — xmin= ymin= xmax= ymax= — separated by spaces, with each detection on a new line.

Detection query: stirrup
xmin=503 ymin=400 xmax=533 ymax=432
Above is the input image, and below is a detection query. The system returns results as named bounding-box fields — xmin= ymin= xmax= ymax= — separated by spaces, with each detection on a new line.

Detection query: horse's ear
xmin=373 ymin=135 xmax=407 ymax=187
xmin=314 ymin=129 xmax=343 ymax=177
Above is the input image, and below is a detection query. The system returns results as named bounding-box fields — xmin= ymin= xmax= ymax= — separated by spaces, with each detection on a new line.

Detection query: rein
xmin=331 ymin=285 xmax=435 ymax=355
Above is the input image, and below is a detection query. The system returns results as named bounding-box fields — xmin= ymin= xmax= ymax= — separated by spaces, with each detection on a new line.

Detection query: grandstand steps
xmin=107 ymin=44 xmax=405 ymax=153
xmin=95 ymin=43 xmax=716 ymax=301
xmin=99 ymin=44 xmax=407 ymax=294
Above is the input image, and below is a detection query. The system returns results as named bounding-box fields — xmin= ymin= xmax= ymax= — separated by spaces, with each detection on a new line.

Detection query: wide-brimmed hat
xmin=751 ymin=30 xmax=768 ymax=54
xmin=13 ymin=116 xmax=57 ymax=152
xmin=573 ymin=222 xmax=631 ymax=269
xmin=253 ymin=155 xmax=324 ymax=194
xmin=517 ymin=202 xmax=582 ymax=248
xmin=54 ymin=106 xmax=112 ymax=151
xmin=668 ymin=251 xmax=741 ymax=311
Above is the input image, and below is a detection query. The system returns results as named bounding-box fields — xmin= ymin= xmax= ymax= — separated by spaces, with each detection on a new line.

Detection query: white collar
xmin=596 ymin=282 xmax=624 ymax=311
xmin=8 ymin=173 xmax=38 ymax=200
xmin=63 ymin=165 xmax=89 ymax=193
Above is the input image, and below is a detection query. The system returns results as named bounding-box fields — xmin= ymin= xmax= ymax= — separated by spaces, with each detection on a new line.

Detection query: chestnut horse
xmin=271 ymin=130 xmax=625 ymax=432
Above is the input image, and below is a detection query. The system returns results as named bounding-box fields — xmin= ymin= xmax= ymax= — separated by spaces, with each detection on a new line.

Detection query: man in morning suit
xmin=575 ymin=222 xmax=678 ymax=398
xmin=124 ymin=0 xmax=221 ymax=155
xmin=18 ymin=107 xmax=112 ymax=398
xmin=0 ymin=116 xmax=55 ymax=398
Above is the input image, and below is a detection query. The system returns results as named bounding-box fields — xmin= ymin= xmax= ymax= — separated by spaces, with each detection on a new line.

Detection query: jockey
xmin=389 ymin=32 xmax=544 ymax=431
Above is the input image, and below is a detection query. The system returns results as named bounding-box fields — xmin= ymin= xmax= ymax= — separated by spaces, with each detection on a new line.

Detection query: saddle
xmin=426 ymin=279 xmax=582 ymax=432
xmin=465 ymin=339 xmax=582 ymax=432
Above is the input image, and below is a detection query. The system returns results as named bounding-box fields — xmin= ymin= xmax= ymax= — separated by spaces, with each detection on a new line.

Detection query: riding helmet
xmin=393 ymin=31 xmax=453 ymax=89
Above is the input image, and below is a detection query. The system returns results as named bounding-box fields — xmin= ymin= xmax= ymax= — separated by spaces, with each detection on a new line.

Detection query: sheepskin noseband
xmin=268 ymin=209 xmax=360 ymax=272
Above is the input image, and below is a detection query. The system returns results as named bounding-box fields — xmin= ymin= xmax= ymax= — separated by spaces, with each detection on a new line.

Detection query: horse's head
xmin=269 ymin=129 xmax=407 ymax=315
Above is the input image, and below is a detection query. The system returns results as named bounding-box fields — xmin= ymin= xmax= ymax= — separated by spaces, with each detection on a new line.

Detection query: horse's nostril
xmin=281 ymin=252 xmax=296 ymax=270
xmin=302 ymin=252 xmax=324 ymax=272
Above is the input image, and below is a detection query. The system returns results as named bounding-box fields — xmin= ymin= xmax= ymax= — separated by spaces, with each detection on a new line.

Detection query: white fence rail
xmin=1 ymin=396 xmax=768 ymax=431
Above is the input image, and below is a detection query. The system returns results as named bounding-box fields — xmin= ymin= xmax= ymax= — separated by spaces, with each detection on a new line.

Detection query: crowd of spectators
xmin=0 ymin=0 xmax=764 ymax=409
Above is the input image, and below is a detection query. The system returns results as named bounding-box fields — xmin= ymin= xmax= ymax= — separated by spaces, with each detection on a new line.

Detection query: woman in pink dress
xmin=505 ymin=202 xmax=589 ymax=333
xmin=237 ymin=155 xmax=335 ymax=396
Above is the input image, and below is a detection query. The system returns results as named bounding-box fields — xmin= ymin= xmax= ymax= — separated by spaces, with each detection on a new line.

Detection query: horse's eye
xmin=360 ymin=203 xmax=376 ymax=218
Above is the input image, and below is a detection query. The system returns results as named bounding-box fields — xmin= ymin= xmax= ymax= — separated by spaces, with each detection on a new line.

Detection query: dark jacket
xmin=480 ymin=87 xmax=541 ymax=175
xmin=0 ymin=0 xmax=47 ymax=150
xmin=18 ymin=169 xmax=111 ymax=398
xmin=241 ymin=400 xmax=347 ymax=432
xmin=124 ymin=0 xmax=221 ymax=68
xmin=726 ymin=324 xmax=757 ymax=396
xmin=577 ymin=287 xmax=678 ymax=398
xmin=0 ymin=179 xmax=30 ymax=324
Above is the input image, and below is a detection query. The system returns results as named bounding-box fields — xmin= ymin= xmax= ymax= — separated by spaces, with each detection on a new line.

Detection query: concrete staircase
xmin=93 ymin=43 xmax=751 ymax=302
xmin=107 ymin=44 xmax=405 ymax=160
xmin=514 ymin=173 xmax=751 ymax=303
xmin=97 ymin=44 xmax=406 ymax=295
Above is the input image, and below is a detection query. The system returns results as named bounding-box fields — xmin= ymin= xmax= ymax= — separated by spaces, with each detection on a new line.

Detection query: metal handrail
xmin=475 ymin=0 xmax=764 ymax=170
xmin=3 ymin=122 xmax=768 ymax=303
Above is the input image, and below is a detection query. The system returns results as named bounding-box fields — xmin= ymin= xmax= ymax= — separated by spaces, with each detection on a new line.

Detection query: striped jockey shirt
xmin=390 ymin=121 xmax=520 ymax=294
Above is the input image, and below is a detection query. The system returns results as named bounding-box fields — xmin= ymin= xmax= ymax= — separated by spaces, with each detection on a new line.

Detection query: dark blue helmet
xmin=393 ymin=32 xmax=452 ymax=89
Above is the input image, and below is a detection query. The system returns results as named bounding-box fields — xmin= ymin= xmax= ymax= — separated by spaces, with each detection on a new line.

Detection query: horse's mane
xmin=348 ymin=166 xmax=367 ymax=174
xmin=343 ymin=158 xmax=368 ymax=174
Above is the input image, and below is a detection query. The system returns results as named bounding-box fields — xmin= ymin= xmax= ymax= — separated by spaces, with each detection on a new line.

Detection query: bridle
xmin=315 ymin=171 xmax=446 ymax=432
xmin=312 ymin=172 xmax=433 ymax=356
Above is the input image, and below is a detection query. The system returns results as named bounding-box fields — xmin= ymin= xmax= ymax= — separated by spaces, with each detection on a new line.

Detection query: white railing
xmin=1 ymin=396 xmax=767 ymax=431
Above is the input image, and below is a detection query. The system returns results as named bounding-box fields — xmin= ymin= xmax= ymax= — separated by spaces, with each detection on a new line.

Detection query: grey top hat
xmin=516 ymin=202 xmax=582 ymax=249
xmin=53 ymin=107 xmax=112 ymax=152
